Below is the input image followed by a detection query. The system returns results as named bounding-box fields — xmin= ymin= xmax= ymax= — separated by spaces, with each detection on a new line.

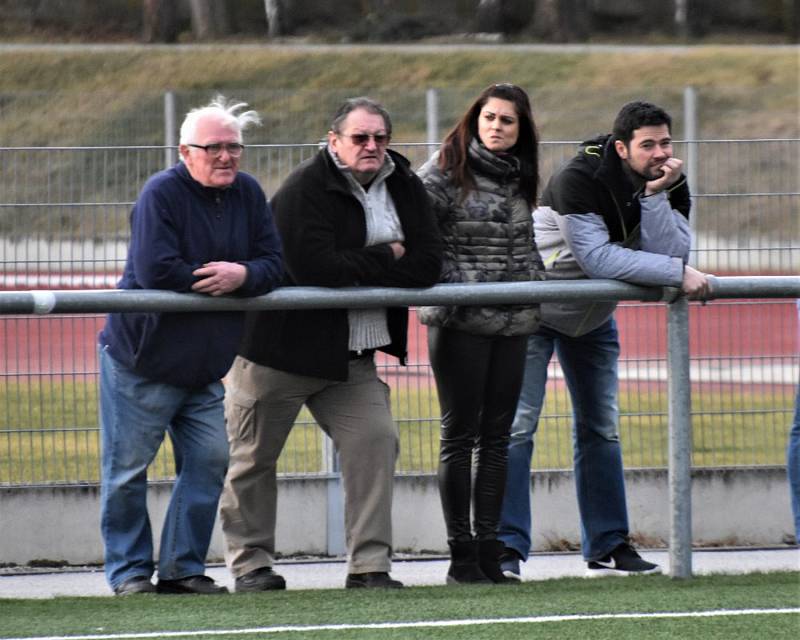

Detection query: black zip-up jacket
xmin=238 ymin=148 xmax=443 ymax=381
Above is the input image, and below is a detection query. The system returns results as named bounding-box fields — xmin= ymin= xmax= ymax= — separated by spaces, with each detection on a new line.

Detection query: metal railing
xmin=2 ymin=275 xmax=799 ymax=577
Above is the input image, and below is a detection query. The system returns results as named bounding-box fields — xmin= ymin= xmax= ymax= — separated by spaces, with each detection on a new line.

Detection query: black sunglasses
xmin=338 ymin=133 xmax=391 ymax=147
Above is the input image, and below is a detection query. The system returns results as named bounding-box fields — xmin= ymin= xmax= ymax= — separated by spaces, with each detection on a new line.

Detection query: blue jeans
xmin=788 ymin=384 xmax=800 ymax=545
xmin=98 ymin=345 xmax=229 ymax=590
xmin=498 ymin=318 xmax=629 ymax=561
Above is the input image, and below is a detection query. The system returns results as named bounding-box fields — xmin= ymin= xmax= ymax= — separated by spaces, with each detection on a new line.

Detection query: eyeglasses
xmin=338 ymin=133 xmax=391 ymax=147
xmin=187 ymin=143 xmax=245 ymax=158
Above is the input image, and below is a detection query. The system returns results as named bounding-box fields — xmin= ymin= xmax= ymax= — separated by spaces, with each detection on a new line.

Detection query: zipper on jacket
xmin=608 ymin=189 xmax=629 ymax=243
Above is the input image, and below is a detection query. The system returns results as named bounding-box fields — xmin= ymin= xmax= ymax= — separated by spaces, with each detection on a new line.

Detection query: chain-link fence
xmin=1 ymin=139 xmax=798 ymax=486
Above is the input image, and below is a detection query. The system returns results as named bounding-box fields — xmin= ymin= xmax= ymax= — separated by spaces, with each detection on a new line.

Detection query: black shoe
xmin=446 ymin=540 xmax=491 ymax=585
xmin=235 ymin=566 xmax=287 ymax=593
xmin=113 ymin=575 xmax=156 ymax=596
xmin=585 ymin=542 xmax=661 ymax=577
xmin=477 ymin=539 xmax=515 ymax=584
xmin=156 ymin=575 xmax=228 ymax=594
xmin=345 ymin=572 xmax=403 ymax=589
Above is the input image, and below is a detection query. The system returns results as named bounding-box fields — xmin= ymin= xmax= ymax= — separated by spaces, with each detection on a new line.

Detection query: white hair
xmin=179 ymin=94 xmax=261 ymax=145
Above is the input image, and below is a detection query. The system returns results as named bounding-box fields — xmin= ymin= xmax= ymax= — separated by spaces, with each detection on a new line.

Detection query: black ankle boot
xmin=477 ymin=538 xmax=512 ymax=583
xmin=446 ymin=540 xmax=492 ymax=585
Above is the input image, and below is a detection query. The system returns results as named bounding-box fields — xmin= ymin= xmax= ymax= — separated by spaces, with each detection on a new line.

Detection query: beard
xmin=629 ymin=162 xmax=666 ymax=183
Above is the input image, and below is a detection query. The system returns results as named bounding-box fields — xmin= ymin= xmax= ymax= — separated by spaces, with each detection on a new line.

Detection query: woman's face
xmin=477 ymin=97 xmax=520 ymax=153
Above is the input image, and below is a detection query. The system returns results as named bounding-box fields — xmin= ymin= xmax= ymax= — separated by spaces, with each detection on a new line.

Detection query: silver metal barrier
xmin=2 ymin=275 xmax=799 ymax=577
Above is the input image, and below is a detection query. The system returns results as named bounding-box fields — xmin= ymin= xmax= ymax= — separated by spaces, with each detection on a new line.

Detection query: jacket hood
xmin=576 ymin=134 xmax=614 ymax=176
xmin=575 ymin=133 xmax=637 ymax=196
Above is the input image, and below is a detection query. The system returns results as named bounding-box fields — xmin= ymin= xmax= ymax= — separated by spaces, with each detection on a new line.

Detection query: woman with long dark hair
xmin=417 ymin=83 xmax=543 ymax=584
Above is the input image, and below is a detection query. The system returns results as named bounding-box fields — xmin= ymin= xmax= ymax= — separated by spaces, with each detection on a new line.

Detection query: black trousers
xmin=428 ymin=325 xmax=529 ymax=542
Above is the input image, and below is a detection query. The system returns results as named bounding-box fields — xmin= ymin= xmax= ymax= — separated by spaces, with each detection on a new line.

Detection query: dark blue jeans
xmin=99 ymin=345 xmax=229 ymax=590
xmin=788 ymin=384 xmax=800 ymax=545
xmin=497 ymin=318 xmax=630 ymax=561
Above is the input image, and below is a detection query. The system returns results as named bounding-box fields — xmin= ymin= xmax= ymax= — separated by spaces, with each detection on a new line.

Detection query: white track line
xmin=3 ymin=608 xmax=798 ymax=640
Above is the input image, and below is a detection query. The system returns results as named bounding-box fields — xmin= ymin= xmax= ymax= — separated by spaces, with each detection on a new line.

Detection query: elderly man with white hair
xmin=98 ymin=95 xmax=283 ymax=595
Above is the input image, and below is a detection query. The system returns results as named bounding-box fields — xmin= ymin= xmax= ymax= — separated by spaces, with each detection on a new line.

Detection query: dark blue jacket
xmin=100 ymin=162 xmax=283 ymax=388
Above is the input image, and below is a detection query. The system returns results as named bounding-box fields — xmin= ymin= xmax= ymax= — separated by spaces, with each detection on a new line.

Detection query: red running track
xmin=1 ymin=301 xmax=797 ymax=377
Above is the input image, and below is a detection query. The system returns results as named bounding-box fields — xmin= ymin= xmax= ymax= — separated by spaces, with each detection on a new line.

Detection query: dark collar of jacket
xmin=577 ymin=132 xmax=688 ymax=212
xmin=577 ymin=133 xmax=637 ymax=201
xmin=551 ymin=133 xmax=641 ymax=245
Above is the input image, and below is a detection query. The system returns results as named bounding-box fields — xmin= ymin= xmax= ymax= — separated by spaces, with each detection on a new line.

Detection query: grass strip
xmin=0 ymin=572 xmax=798 ymax=639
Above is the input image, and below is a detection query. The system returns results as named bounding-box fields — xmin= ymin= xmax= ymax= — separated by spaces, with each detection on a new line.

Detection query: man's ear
xmin=614 ymin=139 xmax=628 ymax=160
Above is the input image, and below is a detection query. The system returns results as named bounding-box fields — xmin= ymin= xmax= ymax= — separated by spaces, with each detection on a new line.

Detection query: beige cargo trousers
xmin=219 ymin=354 xmax=399 ymax=578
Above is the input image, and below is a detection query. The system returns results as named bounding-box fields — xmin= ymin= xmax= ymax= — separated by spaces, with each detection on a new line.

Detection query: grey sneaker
xmin=585 ymin=542 xmax=661 ymax=577
xmin=235 ymin=567 xmax=287 ymax=593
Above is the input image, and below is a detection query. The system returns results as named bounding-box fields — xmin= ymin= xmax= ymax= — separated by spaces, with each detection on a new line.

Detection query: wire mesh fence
xmin=0 ymin=139 xmax=798 ymax=486
xmin=2 ymin=85 xmax=798 ymax=147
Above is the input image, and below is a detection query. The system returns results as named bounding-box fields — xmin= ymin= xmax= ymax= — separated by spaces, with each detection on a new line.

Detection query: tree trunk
xmin=190 ymin=0 xmax=232 ymax=40
xmin=784 ymin=0 xmax=799 ymax=42
xmin=532 ymin=0 xmax=588 ymax=42
xmin=557 ymin=0 xmax=590 ymax=42
xmin=142 ymin=0 xmax=179 ymax=43
xmin=265 ymin=0 xmax=288 ymax=37
xmin=685 ymin=0 xmax=710 ymax=38
xmin=476 ymin=0 xmax=504 ymax=32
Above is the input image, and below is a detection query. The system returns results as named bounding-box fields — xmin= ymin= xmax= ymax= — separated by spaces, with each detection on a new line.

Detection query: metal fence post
xmin=675 ymin=0 xmax=688 ymax=40
xmin=164 ymin=91 xmax=177 ymax=168
xmin=683 ymin=86 xmax=698 ymax=237
xmin=426 ymin=88 xmax=439 ymax=155
xmin=667 ymin=295 xmax=692 ymax=578
xmin=322 ymin=435 xmax=346 ymax=556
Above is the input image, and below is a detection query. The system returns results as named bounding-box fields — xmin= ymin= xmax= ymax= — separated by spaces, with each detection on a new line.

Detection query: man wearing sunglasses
xmin=220 ymin=97 xmax=442 ymax=591
xmin=98 ymin=96 xmax=283 ymax=595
